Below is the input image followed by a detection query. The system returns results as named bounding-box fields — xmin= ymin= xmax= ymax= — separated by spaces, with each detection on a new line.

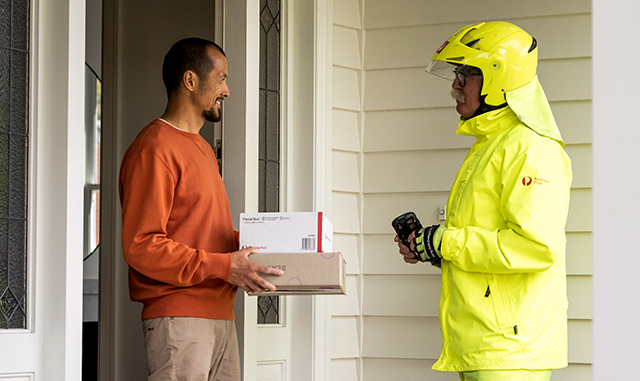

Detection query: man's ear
xmin=183 ymin=70 xmax=198 ymax=92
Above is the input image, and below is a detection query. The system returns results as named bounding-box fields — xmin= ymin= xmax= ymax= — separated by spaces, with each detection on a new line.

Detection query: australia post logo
xmin=522 ymin=176 xmax=550 ymax=186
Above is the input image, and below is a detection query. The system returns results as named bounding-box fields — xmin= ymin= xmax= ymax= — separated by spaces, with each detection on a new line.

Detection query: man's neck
xmin=161 ymin=101 xmax=204 ymax=134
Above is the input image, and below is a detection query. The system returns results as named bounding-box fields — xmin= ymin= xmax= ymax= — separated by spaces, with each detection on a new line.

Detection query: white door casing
xmin=222 ymin=1 xmax=333 ymax=380
xmin=0 ymin=0 xmax=86 ymax=379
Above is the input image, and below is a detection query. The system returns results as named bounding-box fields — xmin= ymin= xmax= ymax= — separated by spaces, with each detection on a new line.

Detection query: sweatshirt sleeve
xmin=120 ymin=151 xmax=232 ymax=286
xmin=441 ymin=133 xmax=572 ymax=274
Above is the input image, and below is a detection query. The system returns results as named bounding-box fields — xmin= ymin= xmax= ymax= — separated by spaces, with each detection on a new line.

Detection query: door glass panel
xmin=0 ymin=0 xmax=30 ymax=330
xmin=258 ymin=0 xmax=281 ymax=325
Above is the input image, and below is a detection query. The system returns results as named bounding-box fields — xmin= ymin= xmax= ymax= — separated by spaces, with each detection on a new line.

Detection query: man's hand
xmin=395 ymin=232 xmax=418 ymax=264
xmin=228 ymin=247 xmax=283 ymax=293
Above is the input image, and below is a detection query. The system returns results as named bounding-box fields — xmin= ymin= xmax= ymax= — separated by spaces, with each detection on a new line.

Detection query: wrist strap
xmin=413 ymin=224 xmax=442 ymax=264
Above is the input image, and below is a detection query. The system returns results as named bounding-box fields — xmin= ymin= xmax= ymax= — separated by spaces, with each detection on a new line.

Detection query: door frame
xmin=98 ymin=0 xmax=333 ymax=379
xmin=0 ymin=0 xmax=86 ymax=379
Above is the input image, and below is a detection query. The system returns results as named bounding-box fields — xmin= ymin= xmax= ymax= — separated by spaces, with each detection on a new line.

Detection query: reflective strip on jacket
xmin=433 ymin=98 xmax=573 ymax=372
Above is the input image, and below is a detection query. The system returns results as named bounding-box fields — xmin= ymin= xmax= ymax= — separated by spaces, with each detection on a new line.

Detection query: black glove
xmin=413 ymin=224 xmax=442 ymax=266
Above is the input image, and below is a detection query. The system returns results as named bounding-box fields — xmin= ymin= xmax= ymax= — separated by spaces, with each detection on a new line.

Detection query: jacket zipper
xmin=485 ymin=281 xmax=518 ymax=335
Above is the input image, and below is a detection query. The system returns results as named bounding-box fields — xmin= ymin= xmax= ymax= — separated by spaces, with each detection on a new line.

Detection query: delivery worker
xmin=395 ymin=21 xmax=572 ymax=381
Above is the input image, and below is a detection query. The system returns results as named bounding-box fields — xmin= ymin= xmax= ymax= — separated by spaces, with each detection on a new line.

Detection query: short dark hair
xmin=162 ymin=37 xmax=226 ymax=98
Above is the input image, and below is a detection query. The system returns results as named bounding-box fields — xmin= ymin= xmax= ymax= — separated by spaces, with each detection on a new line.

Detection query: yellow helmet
xmin=426 ymin=21 xmax=538 ymax=108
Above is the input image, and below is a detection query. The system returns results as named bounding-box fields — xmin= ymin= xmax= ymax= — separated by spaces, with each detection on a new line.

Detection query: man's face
xmin=197 ymin=50 xmax=230 ymax=123
xmin=451 ymin=66 xmax=482 ymax=119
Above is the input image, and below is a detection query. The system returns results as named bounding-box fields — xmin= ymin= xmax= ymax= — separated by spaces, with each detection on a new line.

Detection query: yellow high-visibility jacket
xmin=433 ymin=77 xmax=572 ymax=372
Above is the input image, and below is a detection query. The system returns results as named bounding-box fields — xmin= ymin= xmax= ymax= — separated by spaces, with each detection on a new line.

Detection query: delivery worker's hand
xmin=228 ymin=247 xmax=283 ymax=293
xmin=395 ymin=232 xmax=419 ymax=264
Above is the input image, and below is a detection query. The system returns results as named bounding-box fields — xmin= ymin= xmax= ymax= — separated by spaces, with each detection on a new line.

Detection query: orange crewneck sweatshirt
xmin=119 ymin=119 xmax=238 ymax=320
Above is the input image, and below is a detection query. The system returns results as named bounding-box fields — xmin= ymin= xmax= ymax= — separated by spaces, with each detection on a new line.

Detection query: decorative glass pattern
xmin=258 ymin=0 xmax=281 ymax=325
xmin=0 ymin=0 xmax=30 ymax=329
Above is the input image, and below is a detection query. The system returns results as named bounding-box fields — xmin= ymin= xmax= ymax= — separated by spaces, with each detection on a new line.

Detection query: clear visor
xmin=425 ymin=60 xmax=457 ymax=81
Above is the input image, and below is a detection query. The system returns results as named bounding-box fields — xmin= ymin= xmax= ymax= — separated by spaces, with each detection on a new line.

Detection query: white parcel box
xmin=239 ymin=212 xmax=333 ymax=253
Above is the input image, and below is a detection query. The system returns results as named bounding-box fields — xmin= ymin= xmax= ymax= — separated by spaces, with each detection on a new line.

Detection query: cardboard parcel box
xmin=240 ymin=212 xmax=344 ymax=295
xmin=248 ymin=252 xmax=346 ymax=295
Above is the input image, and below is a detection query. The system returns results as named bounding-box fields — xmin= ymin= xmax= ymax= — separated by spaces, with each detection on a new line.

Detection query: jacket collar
xmin=455 ymin=106 xmax=515 ymax=139
xmin=455 ymin=75 xmax=565 ymax=146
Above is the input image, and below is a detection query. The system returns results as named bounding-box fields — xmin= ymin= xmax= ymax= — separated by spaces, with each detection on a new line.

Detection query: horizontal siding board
xmin=538 ymin=58 xmax=591 ymax=102
xmin=363 ymin=150 xmax=466 ymax=193
xmin=333 ymin=0 xmax=361 ymax=29
xmin=331 ymin=316 xmax=361 ymax=359
xmin=564 ymin=144 xmax=592 ymax=188
xmin=553 ymin=364 xmax=593 ymax=380
xmin=333 ymin=109 xmax=360 ymax=152
xmin=330 ymin=275 xmax=360 ymax=316
xmin=364 ymin=24 xmax=441 ymax=71
xmin=567 ymin=275 xmax=592 ymax=319
xmin=333 ymin=25 xmax=361 ymax=70
xmin=363 ymin=67 xmax=451 ymax=111
xmin=363 ymin=234 xmax=441 ymax=275
xmin=362 ymin=318 xmax=590 ymax=364
xmin=360 ymin=274 xmax=589 ymax=320
xmin=363 ymin=359 xmax=457 ymax=381
xmin=332 ymin=151 xmax=360 ymax=193
xmin=552 ymin=101 xmax=592 ymax=145
xmin=568 ymin=319 xmax=592 ymax=363
xmin=364 ymin=14 xmax=590 ymax=70
xmin=363 ymin=189 xmax=588 ymax=234
xmin=566 ymin=232 xmax=592 ymax=275
xmin=332 ymin=192 xmax=361 ymax=234
xmin=363 ymin=192 xmax=449 ymax=234
xmin=362 ymin=104 xmax=591 ymax=152
xmin=364 ymin=60 xmax=590 ymax=112
xmin=566 ymin=188 xmax=592 ymax=232
xmin=515 ymin=14 xmax=592 ymax=59
xmin=363 ymin=0 xmax=591 ymax=29
xmin=331 ymin=359 xmax=359 ymax=381
xmin=364 ymin=108 xmax=475 ymax=152
xmin=364 ymin=232 xmax=591 ymax=276
xmin=363 ymin=145 xmax=589 ymax=193
xmin=363 ymin=275 xmax=440 ymax=317
xmin=363 ymin=316 xmax=441 ymax=359
xmin=333 ymin=66 xmax=361 ymax=111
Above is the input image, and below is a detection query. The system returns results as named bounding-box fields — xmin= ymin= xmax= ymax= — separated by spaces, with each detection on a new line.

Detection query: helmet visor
xmin=425 ymin=60 xmax=457 ymax=81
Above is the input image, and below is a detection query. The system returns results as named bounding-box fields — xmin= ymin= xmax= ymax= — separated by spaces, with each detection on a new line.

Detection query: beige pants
xmin=459 ymin=370 xmax=552 ymax=381
xmin=142 ymin=317 xmax=240 ymax=381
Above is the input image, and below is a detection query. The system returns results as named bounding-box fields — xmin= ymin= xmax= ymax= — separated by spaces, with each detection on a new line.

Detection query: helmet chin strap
xmin=470 ymin=94 xmax=507 ymax=118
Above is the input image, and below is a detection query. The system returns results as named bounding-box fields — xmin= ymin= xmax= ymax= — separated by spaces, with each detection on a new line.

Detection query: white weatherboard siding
xmin=330 ymin=0 xmax=592 ymax=380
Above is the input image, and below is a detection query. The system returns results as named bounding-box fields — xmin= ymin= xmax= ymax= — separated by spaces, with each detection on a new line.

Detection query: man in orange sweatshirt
xmin=119 ymin=37 xmax=282 ymax=381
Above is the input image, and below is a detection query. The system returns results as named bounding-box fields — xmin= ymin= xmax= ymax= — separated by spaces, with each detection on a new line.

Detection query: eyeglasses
xmin=453 ymin=68 xmax=482 ymax=87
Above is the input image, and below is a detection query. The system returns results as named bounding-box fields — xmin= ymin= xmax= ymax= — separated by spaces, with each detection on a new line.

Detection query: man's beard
xmin=451 ymin=88 xmax=465 ymax=103
xmin=203 ymin=106 xmax=221 ymax=123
